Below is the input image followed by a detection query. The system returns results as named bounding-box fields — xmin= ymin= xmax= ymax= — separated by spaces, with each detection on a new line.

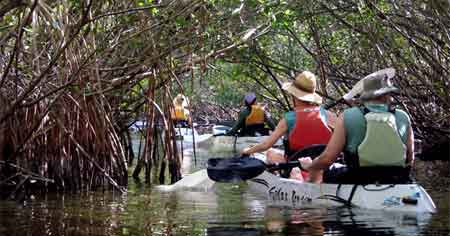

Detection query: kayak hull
xmin=171 ymin=127 xmax=277 ymax=152
xmin=204 ymin=124 xmax=282 ymax=153
xmin=247 ymin=170 xmax=436 ymax=213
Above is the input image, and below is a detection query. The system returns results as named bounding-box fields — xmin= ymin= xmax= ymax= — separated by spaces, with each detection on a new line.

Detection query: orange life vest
xmin=174 ymin=105 xmax=188 ymax=121
xmin=288 ymin=107 xmax=332 ymax=152
xmin=245 ymin=105 xmax=265 ymax=125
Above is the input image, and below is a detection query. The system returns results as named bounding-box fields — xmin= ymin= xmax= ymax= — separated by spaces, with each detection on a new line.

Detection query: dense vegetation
xmin=0 ymin=0 xmax=448 ymax=197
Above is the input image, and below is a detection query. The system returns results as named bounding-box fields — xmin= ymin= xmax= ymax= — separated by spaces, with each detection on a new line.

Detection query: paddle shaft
xmin=324 ymin=79 xmax=364 ymax=109
xmin=207 ymin=144 xmax=326 ymax=182
xmin=324 ymin=97 xmax=351 ymax=109
xmin=267 ymin=160 xmax=304 ymax=171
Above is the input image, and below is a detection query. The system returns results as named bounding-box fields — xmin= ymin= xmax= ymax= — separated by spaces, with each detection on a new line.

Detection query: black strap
xmin=360 ymin=105 xmax=396 ymax=115
xmin=324 ymin=183 xmax=358 ymax=206
xmin=361 ymin=106 xmax=370 ymax=115
xmin=346 ymin=184 xmax=359 ymax=206
xmin=336 ymin=183 xmax=342 ymax=196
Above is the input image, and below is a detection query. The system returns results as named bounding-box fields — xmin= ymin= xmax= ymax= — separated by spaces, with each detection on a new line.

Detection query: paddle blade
xmin=207 ymin=157 xmax=267 ymax=182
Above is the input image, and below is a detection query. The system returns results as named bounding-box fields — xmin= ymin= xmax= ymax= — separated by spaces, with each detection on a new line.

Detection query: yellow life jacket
xmin=174 ymin=105 xmax=188 ymax=121
xmin=245 ymin=105 xmax=265 ymax=125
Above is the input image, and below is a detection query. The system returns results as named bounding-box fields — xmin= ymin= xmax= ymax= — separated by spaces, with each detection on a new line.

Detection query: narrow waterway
xmin=0 ymin=142 xmax=448 ymax=236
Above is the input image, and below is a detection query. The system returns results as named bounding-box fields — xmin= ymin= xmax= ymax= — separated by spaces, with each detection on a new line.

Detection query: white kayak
xmin=198 ymin=135 xmax=282 ymax=153
xmin=207 ymin=153 xmax=437 ymax=213
xmin=174 ymin=127 xmax=212 ymax=148
xmin=170 ymin=124 xmax=273 ymax=152
xmin=196 ymin=124 xmax=282 ymax=153
xmin=247 ymin=170 xmax=436 ymax=213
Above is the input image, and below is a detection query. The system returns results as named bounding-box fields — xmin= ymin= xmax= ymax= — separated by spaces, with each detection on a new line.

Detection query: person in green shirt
xmin=225 ymin=93 xmax=276 ymax=136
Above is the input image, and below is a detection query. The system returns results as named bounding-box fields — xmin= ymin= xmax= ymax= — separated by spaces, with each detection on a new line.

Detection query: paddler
xmin=225 ymin=92 xmax=276 ymax=136
xmin=299 ymin=69 xmax=415 ymax=184
xmin=242 ymin=71 xmax=336 ymax=181
xmin=171 ymin=94 xmax=192 ymax=127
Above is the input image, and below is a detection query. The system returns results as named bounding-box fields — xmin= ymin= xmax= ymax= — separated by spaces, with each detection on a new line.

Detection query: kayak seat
xmin=323 ymin=166 xmax=413 ymax=184
xmin=280 ymin=144 xmax=327 ymax=178
xmin=174 ymin=120 xmax=190 ymax=128
xmin=239 ymin=124 xmax=270 ymax=137
xmin=286 ymin=144 xmax=327 ymax=161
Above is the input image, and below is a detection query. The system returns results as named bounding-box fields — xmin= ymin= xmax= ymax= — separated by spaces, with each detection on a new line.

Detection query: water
xmin=0 ymin=145 xmax=449 ymax=236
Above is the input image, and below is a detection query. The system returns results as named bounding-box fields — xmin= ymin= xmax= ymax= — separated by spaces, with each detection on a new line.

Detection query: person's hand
xmin=298 ymin=157 xmax=313 ymax=171
xmin=241 ymin=147 xmax=251 ymax=156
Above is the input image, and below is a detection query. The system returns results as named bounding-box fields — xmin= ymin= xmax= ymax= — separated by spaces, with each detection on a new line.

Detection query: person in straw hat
xmin=171 ymin=94 xmax=192 ymax=127
xmin=225 ymin=92 xmax=276 ymax=136
xmin=242 ymin=71 xmax=336 ymax=181
xmin=299 ymin=69 xmax=415 ymax=184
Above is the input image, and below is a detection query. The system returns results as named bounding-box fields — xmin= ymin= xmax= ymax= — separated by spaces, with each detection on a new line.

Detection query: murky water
xmin=0 ymin=144 xmax=449 ymax=236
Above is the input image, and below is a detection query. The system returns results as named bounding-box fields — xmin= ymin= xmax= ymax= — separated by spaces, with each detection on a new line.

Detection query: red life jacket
xmin=288 ymin=107 xmax=332 ymax=180
xmin=288 ymin=107 xmax=332 ymax=152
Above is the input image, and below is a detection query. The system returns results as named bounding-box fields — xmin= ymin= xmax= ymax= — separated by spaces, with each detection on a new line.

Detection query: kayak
xmin=172 ymin=124 xmax=280 ymax=152
xmin=198 ymin=135 xmax=282 ymax=153
xmin=247 ymin=170 xmax=436 ymax=213
xmin=174 ymin=126 xmax=212 ymax=148
xmin=196 ymin=124 xmax=282 ymax=153
xmin=206 ymin=151 xmax=437 ymax=213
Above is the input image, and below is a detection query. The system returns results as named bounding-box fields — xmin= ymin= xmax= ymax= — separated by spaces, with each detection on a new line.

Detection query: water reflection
xmin=0 ymin=176 xmax=448 ymax=236
xmin=260 ymin=206 xmax=435 ymax=236
xmin=0 ymin=191 xmax=127 ymax=236
xmin=204 ymin=203 xmax=439 ymax=236
xmin=0 ymin=145 xmax=448 ymax=236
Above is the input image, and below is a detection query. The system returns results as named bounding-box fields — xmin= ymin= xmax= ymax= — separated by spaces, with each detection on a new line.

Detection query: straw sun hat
xmin=282 ymin=71 xmax=322 ymax=104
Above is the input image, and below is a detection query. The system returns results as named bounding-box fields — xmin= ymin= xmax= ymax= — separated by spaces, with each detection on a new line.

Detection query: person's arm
xmin=406 ymin=125 xmax=415 ymax=167
xmin=242 ymin=118 xmax=287 ymax=155
xmin=326 ymin=110 xmax=337 ymax=129
xmin=226 ymin=109 xmax=248 ymax=135
xmin=300 ymin=115 xmax=346 ymax=171
xmin=264 ymin=111 xmax=276 ymax=130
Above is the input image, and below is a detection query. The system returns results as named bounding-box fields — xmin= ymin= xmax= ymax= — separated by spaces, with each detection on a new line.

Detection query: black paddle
xmin=207 ymin=144 xmax=326 ymax=182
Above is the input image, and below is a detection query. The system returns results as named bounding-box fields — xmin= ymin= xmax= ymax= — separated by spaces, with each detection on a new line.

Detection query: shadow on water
xmin=206 ymin=227 xmax=262 ymax=236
